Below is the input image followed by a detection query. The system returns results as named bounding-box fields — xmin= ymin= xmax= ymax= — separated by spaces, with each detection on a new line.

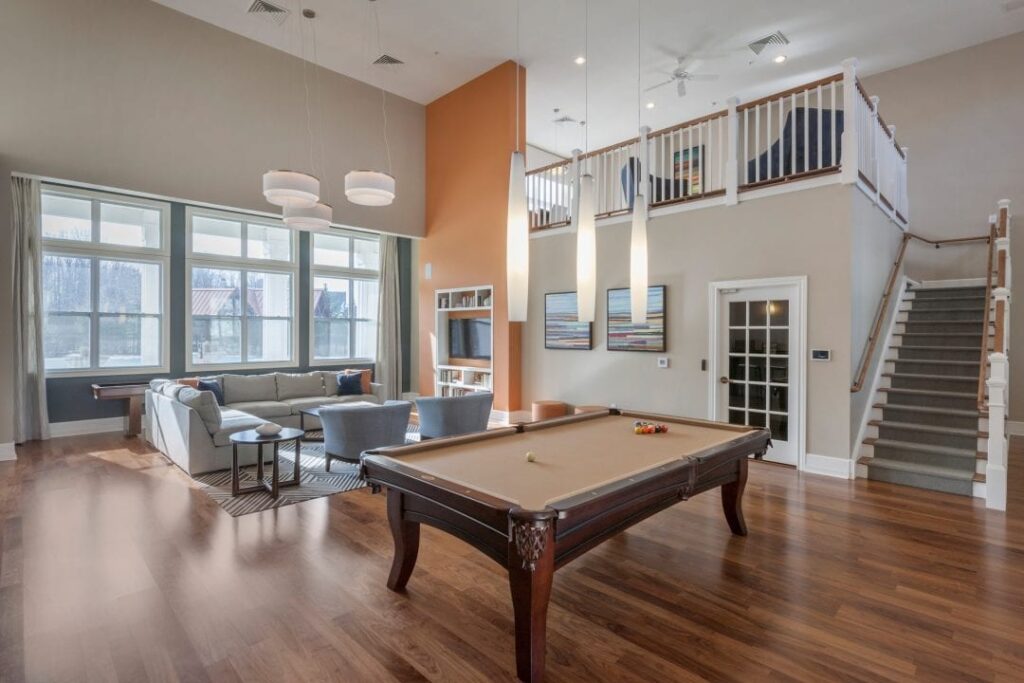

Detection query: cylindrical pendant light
xmin=576 ymin=173 xmax=597 ymax=323
xmin=262 ymin=170 xmax=320 ymax=208
xmin=629 ymin=192 xmax=649 ymax=324
xmin=283 ymin=201 xmax=332 ymax=231
xmin=345 ymin=170 xmax=396 ymax=206
xmin=506 ymin=150 xmax=529 ymax=322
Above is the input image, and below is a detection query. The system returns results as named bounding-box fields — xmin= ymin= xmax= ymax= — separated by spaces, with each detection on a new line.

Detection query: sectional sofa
xmin=145 ymin=371 xmax=382 ymax=476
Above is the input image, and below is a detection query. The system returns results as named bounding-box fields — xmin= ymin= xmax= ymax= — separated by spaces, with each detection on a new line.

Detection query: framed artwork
xmin=673 ymin=145 xmax=704 ymax=195
xmin=544 ymin=292 xmax=593 ymax=350
xmin=607 ymin=285 xmax=666 ymax=352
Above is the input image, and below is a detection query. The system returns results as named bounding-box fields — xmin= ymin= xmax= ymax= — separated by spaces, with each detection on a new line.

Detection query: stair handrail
xmin=978 ymin=221 xmax=997 ymax=410
xmin=851 ymin=230 xmax=993 ymax=393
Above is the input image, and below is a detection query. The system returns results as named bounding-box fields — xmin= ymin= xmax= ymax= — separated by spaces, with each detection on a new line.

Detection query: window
xmin=310 ymin=231 xmax=380 ymax=363
xmin=187 ymin=207 xmax=298 ymax=369
xmin=40 ymin=186 xmax=169 ymax=375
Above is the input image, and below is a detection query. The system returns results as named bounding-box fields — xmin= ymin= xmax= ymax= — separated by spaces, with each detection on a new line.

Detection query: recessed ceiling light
xmin=574 ymin=56 xmax=586 ymax=65
xmin=645 ymin=101 xmax=655 ymax=109
xmin=773 ymin=54 xmax=787 ymax=64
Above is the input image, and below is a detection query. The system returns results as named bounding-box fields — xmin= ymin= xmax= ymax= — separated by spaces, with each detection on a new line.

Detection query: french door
xmin=711 ymin=280 xmax=804 ymax=466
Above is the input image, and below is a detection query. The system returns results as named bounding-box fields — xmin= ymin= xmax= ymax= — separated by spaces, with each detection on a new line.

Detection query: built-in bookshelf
xmin=435 ymin=286 xmax=494 ymax=399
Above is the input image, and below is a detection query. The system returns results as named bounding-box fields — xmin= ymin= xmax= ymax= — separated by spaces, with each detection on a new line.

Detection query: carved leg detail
xmin=386 ymin=489 xmax=420 ymax=592
xmin=721 ymin=457 xmax=749 ymax=536
xmin=508 ymin=518 xmax=555 ymax=683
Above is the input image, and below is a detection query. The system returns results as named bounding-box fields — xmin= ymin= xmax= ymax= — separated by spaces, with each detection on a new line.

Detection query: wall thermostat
xmin=657 ymin=357 xmax=670 ymax=369
xmin=811 ymin=349 xmax=832 ymax=361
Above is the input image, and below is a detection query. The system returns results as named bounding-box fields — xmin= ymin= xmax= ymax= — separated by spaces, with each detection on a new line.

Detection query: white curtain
xmin=12 ymin=176 xmax=50 ymax=442
xmin=375 ymin=235 xmax=403 ymax=401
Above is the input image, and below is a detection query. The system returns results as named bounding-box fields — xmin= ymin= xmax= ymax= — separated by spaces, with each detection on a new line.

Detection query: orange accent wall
xmin=419 ymin=61 xmax=525 ymax=412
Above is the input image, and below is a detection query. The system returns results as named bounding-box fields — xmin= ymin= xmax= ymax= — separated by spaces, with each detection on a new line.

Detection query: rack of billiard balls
xmin=633 ymin=420 xmax=669 ymax=435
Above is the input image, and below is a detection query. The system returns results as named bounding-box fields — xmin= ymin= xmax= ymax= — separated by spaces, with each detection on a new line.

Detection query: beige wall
xmin=0 ymin=0 xmax=426 ymax=445
xmin=863 ymin=31 xmax=1024 ymax=418
xmin=523 ymin=185 xmax=858 ymax=463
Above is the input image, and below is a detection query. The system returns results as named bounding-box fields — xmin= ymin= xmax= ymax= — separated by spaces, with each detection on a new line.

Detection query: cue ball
xmin=526 ymin=451 xmax=536 ymax=462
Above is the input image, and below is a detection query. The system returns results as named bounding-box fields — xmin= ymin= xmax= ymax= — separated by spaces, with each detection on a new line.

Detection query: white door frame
xmin=707 ymin=276 xmax=808 ymax=470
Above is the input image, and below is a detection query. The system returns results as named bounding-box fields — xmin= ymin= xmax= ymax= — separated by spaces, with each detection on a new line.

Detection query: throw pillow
xmin=337 ymin=372 xmax=364 ymax=396
xmin=198 ymin=378 xmax=225 ymax=406
xmin=178 ymin=387 xmax=223 ymax=434
xmin=178 ymin=377 xmax=200 ymax=389
xmin=344 ymin=369 xmax=372 ymax=395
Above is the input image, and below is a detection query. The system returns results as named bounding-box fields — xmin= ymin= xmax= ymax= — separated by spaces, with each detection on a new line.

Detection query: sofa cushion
xmin=281 ymin=395 xmax=375 ymax=413
xmin=275 ymin=372 xmax=324 ymax=400
xmin=212 ymin=409 xmax=267 ymax=447
xmin=149 ymin=378 xmax=173 ymax=392
xmin=222 ymin=374 xmax=278 ymax=404
xmin=159 ymin=382 xmax=188 ymax=399
xmin=224 ymin=400 xmax=292 ymax=419
xmin=177 ymin=387 xmax=222 ymax=434
xmin=335 ymin=394 xmax=378 ymax=405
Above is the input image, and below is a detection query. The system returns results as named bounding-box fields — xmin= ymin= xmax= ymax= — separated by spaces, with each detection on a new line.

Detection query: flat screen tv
xmin=449 ymin=318 xmax=491 ymax=360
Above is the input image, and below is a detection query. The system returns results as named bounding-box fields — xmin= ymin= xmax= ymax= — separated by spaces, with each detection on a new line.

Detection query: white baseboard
xmin=49 ymin=416 xmax=126 ymax=438
xmin=802 ymin=452 xmax=855 ymax=479
xmin=1008 ymin=420 xmax=1024 ymax=437
xmin=0 ymin=442 xmax=15 ymax=462
xmin=917 ymin=278 xmax=986 ymax=288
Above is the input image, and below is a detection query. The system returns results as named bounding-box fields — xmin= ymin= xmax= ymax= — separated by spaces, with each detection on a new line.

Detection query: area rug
xmin=195 ymin=425 xmax=420 ymax=517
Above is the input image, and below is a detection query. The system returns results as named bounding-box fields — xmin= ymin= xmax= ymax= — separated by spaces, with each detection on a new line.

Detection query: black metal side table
xmin=229 ymin=428 xmax=305 ymax=498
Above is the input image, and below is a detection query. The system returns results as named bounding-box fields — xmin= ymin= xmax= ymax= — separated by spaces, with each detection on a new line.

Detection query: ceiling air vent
xmin=247 ymin=0 xmax=290 ymax=24
xmin=747 ymin=30 xmax=790 ymax=56
xmin=373 ymin=54 xmax=404 ymax=66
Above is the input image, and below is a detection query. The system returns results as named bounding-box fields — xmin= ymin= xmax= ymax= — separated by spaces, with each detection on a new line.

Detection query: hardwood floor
xmin=1 ymin=435 xmax=1023 ymax=682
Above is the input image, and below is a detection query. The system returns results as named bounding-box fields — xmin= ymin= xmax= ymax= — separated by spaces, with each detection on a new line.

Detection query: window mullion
xmin=240 ymin=268 xmax=248 ymax=364
xmin=91 ymin=257 xmax=100 ymax=370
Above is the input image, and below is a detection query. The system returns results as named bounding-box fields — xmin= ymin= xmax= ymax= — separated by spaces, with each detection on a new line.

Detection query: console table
xmin=91 ymin=383 xmax=149 ymax=437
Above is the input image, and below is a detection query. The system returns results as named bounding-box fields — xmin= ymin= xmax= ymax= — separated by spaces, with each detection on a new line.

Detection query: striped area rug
xmin=195 ymin=425 xmax=420 ymax=517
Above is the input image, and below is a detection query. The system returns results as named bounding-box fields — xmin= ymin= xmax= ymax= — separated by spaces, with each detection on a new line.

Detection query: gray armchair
xmin=415 ymin=393 xmax=493 ymax=440
xmin=318 ymin=400 xmax=412 ymax=471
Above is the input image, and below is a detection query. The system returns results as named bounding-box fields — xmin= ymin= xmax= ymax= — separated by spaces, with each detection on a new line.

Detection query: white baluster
xmin=571 ymin=148 xmax=581 ymax=231
xmin=726 ymin=97 xmax=739 ymax=205
xmin=754 ymin=104 xmax=761 ymax=183
xmin=840 ymin=58 xmax=859 ymax=184
xmin=900 ymin=146 xmax=909 ymax=221
xmin=987 ymin=349 xmax=1008 ymax=510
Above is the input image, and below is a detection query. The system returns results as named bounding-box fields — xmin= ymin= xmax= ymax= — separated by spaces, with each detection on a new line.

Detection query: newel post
xmin=901 ymin=146 xmax=909 ymax=222
xmin=570 ymin=148 xmax=582 ymax=230
xmin=725 ymin=97 xmax=739 ymax=205
xmin=840 ymin=57 xmax=860 ymax=184
xmin=987 ymin=349 xmax=1008 ymax=511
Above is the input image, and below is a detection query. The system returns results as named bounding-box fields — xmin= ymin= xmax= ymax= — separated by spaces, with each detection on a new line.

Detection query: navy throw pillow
xmin=198 ymin=378 xmax=225 ymax=406
xmin=337 ymin=372 xmax=364 ymax=396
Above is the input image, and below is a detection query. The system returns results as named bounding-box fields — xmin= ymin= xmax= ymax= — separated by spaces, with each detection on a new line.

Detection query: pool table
xmin=361 ymin=409 xmax=771 ymax=682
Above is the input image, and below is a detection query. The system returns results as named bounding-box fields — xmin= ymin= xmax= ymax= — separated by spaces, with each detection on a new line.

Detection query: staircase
xmin=858 ymin=283 xmax=989 ymax=497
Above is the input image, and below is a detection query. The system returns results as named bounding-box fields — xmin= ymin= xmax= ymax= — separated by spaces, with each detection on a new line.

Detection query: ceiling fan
xmin=645 ymin=56 xmax=720 ymax=97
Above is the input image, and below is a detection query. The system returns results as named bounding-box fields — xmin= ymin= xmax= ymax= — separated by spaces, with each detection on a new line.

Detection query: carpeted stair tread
xmin=904 ymin=295 xmax=987 ymax=302
xmin=862 ymin=437 xmax=976 ymax=460
xmin=886 ymin=358 xmax=981 ymax=367
xmin=909 ymin=286 xmax=987 ymax=295
xmin=878 ymin=387 xmax=976 ymax=398
xmin=900 ymin=320 xmax=990 ymax=326
xmin=891 ymin=345 xmax=984 ymax=351
xmin=882 ymin=372 xmax=976 ymax=382
xmin=866 ymin=419 xmax=985 ymax=439
xmin=872 ymin=403 xmax=980 ymax=417
xmin=861 ymin=457 xmax=976 ymax=481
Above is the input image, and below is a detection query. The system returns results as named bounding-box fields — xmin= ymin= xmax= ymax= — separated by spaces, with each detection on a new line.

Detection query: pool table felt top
xmin=372 ymin=414 xmax=755 ymax=510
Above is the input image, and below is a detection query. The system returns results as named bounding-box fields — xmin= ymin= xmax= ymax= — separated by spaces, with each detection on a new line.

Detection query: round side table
xmin=229 ymin=428 xmax=304 ymax=498
xmin=532 ymin=400 xmax=568 ymax=422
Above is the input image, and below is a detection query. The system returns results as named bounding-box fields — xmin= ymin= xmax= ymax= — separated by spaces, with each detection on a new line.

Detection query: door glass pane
xmin=769 ymin=300 xmax=789 ymax=326
xmin=770 ymin=329 xmax=789 ymax=355
xmin=99 ymin=260 xmax=161 ymax=314
xmin=99 ymin=316 xmax=160 ymax=367
xmin=192 ymin=215 xmax=242 ymax=257
xmin=191 ymin=317 xmax=241 ymax=365
xmin=729 ymin=356 xmax=746 ymax=380
xmin=728 ymin=409 xmax=746 ymax=425
xmin=247 ymin=223 xmax=291 ymax=261
xmin=313 ymin=233 xmax=351 ymax=268
xmin=42 ymin=255 xmax=91 ymax=312
xmin=770 ymin=386 xmax=788 ymax=413
xmin=247 ymin=319 xmax=291 ymax=362
xmin=192 ymin=268 xmax=241 ymax=316
xmin=42 ymin=193 xmax=92 ymax=242
xmin=729 ymin=302 xmax=745 ymax=326
xmin=248 ymin=271 xmax=291 ymax=318
xmin=729 ymin=329 xmax=746 ymax=353
xmin=749 ymin=384 xmax=767 ymax=411
xmin=750 ymin=301 xmax=768 ymax=326
xmin=770 ymin=414 xmax=789 ymax=441
xmin=748 ymin=356 xmax=766 ymax=382
xmin=99 ymin=202 xmax=161 ymax=248
xmin=749 ymin=329 xmax=767 ymax=354
xmin=728 ymin=383 xmax=745 ymax=408
xmin=770 ymin=357 xmax=789 ymax=384
xmin=748 ymin=411 xmax=766 ymax=427
xmin=43 ymin=314 xmax=91 ymax=369
xmin=353 ymin=237 xmax=381 ymax=270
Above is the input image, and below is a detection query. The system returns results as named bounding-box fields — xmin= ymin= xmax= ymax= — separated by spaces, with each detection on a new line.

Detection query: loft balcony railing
xmin=526 ymin=58 xmax=909 ymax=231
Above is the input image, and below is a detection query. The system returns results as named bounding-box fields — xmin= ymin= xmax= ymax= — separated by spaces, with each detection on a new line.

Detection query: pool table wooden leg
xmin=721 ymin=457 xmax=749 ymax=536
xmin=385 ymin=489 xmax=420 ymax=592
xmin=508 ymin=518 xmax=555 ymax=683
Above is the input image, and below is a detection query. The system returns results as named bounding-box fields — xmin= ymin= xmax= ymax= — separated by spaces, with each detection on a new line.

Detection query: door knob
xmin=719 ymin=376 xmax=729 ymax=384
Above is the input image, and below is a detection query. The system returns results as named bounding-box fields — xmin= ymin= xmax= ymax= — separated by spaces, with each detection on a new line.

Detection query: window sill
xmin=45 ymin=365 xmax=170 ymax=380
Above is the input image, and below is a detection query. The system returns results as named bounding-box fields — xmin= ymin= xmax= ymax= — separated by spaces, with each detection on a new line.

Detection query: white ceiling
xmin=154 ymin=0 xmax=1024 ymax=157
